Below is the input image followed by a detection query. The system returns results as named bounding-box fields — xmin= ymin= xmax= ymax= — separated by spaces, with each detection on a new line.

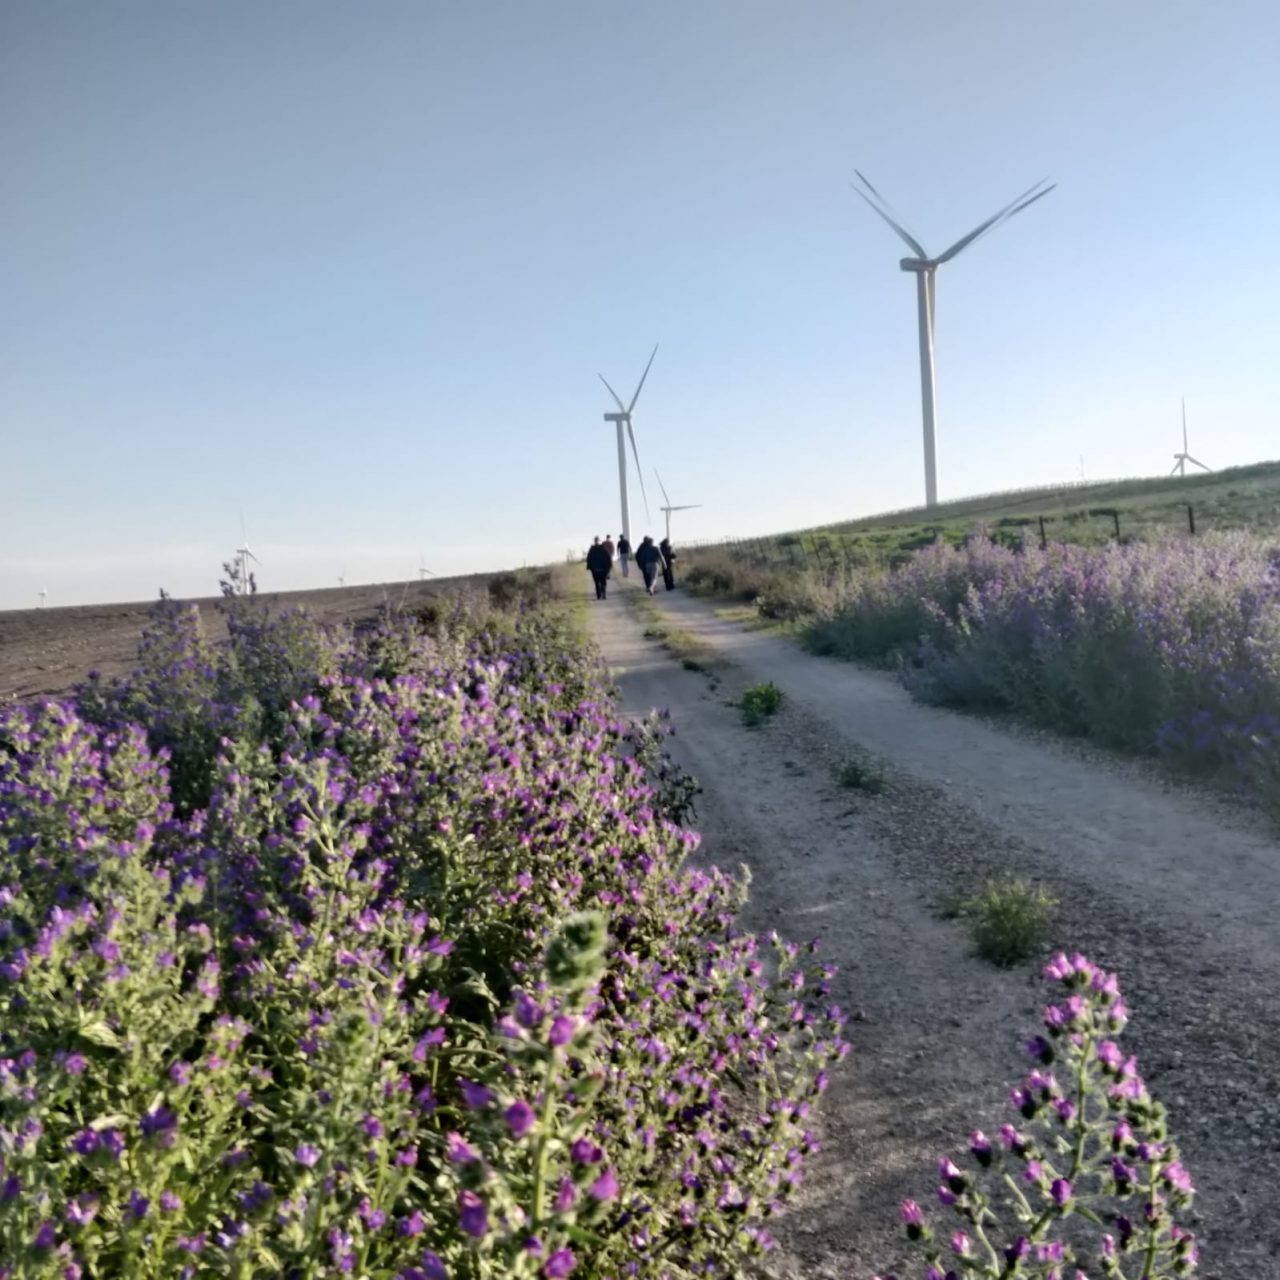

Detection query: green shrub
xmin=835 ymin=752 xmax=885 ymax=793
xmin=740 ymin=681 xmax=784 ymax=727
xmin=960 ymin=877 xmax=1057 ymax=966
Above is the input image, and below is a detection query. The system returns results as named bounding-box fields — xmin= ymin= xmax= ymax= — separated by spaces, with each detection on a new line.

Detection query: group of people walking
xmin=585 ymin=533 xmax=676 ymax=600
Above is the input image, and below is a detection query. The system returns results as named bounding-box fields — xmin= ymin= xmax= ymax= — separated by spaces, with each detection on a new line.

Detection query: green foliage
xmin=959 ymin=877 xmax=1058 ymax=967
xmin=835 ymin=751 xmax=886 ymax=793
xmin=740 ymin=681 xmax=784 ymax=727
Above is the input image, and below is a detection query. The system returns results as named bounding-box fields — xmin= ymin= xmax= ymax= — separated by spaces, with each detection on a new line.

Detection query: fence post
xmin=1112 ymin=510 xmax=1121 ymax=540
xmin=1187 ymin=504 xmax=1196 ymax=536
xmin=1038 ymin=516 xmax=1047 ymax=550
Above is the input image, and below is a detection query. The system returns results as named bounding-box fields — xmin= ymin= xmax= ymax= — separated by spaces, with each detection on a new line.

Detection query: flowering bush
xmin=1 ymin=594 xmax=847 ymax=1277
xmin=881 ymin=953 xmax=1197 ymax=1279
xmin=810 ymin=536 xmax=1280 ymax=804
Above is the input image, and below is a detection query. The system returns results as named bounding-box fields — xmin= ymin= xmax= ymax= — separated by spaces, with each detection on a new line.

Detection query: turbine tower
xmin=655 ymin=470 xmax=701 ymax=541
xmin=1171 ymin=398 xmax=1211 ymax=476
xmin=853 ymin=171 xmax=1055 ymax=509
xmin=236 ymin=513 xmax=262 ymax=595
xmin=599 ymin=345 xmax=656 ymax=545
xmin=418 ymin=553 xmax=434 ymax=581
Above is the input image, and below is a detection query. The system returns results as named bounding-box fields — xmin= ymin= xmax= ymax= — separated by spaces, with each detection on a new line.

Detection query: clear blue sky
xmin=3 ymin=0 xmax=1278 ymax=608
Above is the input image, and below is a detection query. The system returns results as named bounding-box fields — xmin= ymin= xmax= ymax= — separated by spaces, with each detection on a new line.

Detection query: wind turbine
xmin=852 ymin=171 xmax=1055 ymax=509
xmin=236 ymin=512 xmax=262 ymax=595
xmin=655 ymin=470 xmax=701 ymax=542
xmin=418 ymin=553 xmax=434 ymax=581
xmin=39 ymin=587 xmax=47 ymax=609
xmin=1171 ymin=398 xmax=1211 ymax=476
xmin=338 ymin=567 xmax=346 ymax=588
xmin=599 ymin=345 xmax=656 ymax=545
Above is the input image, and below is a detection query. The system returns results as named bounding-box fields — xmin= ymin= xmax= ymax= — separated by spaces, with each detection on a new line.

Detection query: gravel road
xmin=589 ymin=580 xmax=1280 ymax=1280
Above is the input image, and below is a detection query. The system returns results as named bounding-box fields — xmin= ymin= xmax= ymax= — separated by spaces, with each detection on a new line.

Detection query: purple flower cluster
xmin=0 ymin=596 xmax=847 ymax=1278
xmin=815 ymin=535 xmax=1280 ymax=805
xmin=882 ymin=953 xmax=1198 ymax=1279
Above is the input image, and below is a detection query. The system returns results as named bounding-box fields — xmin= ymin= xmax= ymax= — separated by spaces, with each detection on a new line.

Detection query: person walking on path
xmin=659 ymin=537 xmax=677 ymax=591
xmin=603 ymin=534 xmax=616 ymax=566
xmin=616 ymin=534 xmax=632 ymax=578
xmin=586 ymin=537 xmax=612 ymax=600
xmin=635 ymin=536 xmax=662 ymax=595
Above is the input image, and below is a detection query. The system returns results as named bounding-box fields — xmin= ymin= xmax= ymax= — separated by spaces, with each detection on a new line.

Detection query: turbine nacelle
xmin=899 ymin=258 xmax=933 ymax=273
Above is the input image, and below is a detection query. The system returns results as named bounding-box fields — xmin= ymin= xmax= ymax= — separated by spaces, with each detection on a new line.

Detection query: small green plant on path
xmin=836 ymin=751 xmax=886 ymax=792
xmin=961 ymin=876 xmax=1057 ymax=966
xmin=740 ymin=681 xmax=784 ymax=727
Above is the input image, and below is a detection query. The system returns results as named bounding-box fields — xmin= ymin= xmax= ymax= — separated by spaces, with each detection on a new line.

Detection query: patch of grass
xmin=835 ymin=752 xmax=886 ymax=793
xmin=957 ymin=877 xmax=1057 ymax=967
xmin=740 ymin=681 xmax=784 ymax=727
xmin=627 ymin=592 xmax=717 ymax=672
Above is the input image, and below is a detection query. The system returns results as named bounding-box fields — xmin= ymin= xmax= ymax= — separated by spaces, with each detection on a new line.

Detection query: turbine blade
xmin=627 ymin=421 xmax=650 ymax=521
xmin=1187 ymin=458 xmax=1211 ymax=472
xmin=851 ymin=183 xmax=929 ymax=259
xmin=598 ymin=374 xmax=626 ymax=413
xmin=1170 ymin=460 xmax=1182 ymax=476
xmin=934 ymin=180 xmax=1054 ymax=265
xmin=655 ymin=468 xmax=672 ymax=508
xmin=671 ymin=504 xmax=701 ymax=511
xmin=627 ymin=343 xmax=659 ymax=413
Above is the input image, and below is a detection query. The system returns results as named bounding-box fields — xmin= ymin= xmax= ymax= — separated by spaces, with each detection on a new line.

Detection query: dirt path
xmin=589 ymin=579 xmax=1280 ymax=1279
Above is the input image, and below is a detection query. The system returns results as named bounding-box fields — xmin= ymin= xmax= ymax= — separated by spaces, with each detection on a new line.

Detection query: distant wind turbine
xmin=599 ymin=345 xmax=656 ymax=545
xmin=418 ymin=554 xmax=434 ymax=581
xmin=1171 ymin=398 xmax=1211 ymax=476
xmin=655 ymin=470 xmax=701 ymax=541
xmin=39 ymin=587 xmax=47 ymax=609
xmin=852 ymin=171 xmax=1055 ymax=509
xmin=236 ymin=512 xmax=262 ymax=594
xmin=338 ymin=567 xmax=346 ymax=589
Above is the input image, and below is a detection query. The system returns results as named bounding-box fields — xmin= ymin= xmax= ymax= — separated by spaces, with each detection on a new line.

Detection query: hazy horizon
xmin=4 ymin=1 xmax=1278 ymax=609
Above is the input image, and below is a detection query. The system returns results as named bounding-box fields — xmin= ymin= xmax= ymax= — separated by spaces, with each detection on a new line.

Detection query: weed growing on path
xmin=741 ymin=681 xmax=784 ymax=727
xmin=960 ymin=877 xmax=1058 ymax=966
xmin=835 ymin=751 xmax=886 ymax=793
xmin=882 ymin=954 xmax=1199 ymax=1278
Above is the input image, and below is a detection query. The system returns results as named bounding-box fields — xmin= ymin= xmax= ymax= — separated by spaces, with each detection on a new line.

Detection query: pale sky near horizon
xmin=3 ymin=1 xmax=1278 ymax=609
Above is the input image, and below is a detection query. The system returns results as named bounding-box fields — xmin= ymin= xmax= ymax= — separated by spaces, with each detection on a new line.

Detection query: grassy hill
xmin=694 ymin=460 xmax=1280 ymax=571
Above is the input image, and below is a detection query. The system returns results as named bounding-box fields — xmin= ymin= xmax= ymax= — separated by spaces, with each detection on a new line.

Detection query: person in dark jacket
xmin=659 ymin=537 xmax=676 ymax=591
xmin=585 ymin=537 xmax=612 ymax=600
xmin=635 ymin=536 xmax=662 ymax=595
xmin=616 ymin=534 xmax=632 ymax=577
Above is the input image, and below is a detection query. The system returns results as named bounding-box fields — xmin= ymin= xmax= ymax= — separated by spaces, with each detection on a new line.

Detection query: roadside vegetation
xmin=684 ymin=528 xmax=1280 ymax=811
xmin=0 ymin=580 xmax=845 ymax=1278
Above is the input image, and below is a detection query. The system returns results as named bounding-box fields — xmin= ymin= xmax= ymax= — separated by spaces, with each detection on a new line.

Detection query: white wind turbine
xmin=1171 ymin=398 xmax=1211 ymax=476
xmin=418 ymin=553 xmax=434 ymax=581
xmin=338 ymin=567 xmax=346 ymax=588
xmin=236 ymin=512 xmax=262 ymax=595
xmin=655 ymin=470 xmax=701 ymax=542
xmin=39 ymin=587 xmax=47 ymax=609
xmin=599 ymin=345 xmax=656 ymax=546
xmin=852 ymin=171 xmax=1055 ymax=509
